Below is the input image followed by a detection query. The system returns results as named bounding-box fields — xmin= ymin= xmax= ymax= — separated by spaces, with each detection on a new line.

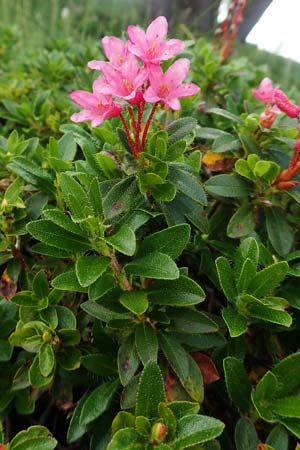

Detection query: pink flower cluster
xmin=70 ymin=16 xmax=200 ymax=158
xmin=254 ymin=78 xmax=300 ymax=176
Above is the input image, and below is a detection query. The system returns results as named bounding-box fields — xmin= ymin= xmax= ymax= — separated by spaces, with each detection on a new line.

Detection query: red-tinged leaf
xmin=192 ymin=352 xmax=220 ymax=385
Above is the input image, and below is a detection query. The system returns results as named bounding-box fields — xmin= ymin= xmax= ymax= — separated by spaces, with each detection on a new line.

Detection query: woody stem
xmin=141 ymin=102 xmax=159 ymax=151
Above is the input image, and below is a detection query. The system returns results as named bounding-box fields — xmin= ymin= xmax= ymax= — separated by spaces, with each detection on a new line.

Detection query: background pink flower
xmin=252 ymin=77 xmax=275 ymax=104
xmin=127 ymin=16 xmax=184 ymax=65
xmin=143 ymin=58 xmax=200 ymax=110
xmin=88 ymin=36 xmax=129 ymax=70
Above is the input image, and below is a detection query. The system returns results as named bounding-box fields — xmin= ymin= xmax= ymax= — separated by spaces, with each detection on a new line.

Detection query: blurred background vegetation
xmin=1 ymin=0 xmax=300 ymax=93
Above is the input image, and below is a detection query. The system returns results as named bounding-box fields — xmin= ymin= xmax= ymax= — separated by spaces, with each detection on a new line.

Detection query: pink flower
xmin=88 ymin=36 xmax=128 ymax=70
xmin=252 ymin=77 xmax=275 ymax=104
xmin=274 ymin=88 xmax=300 ymax=119
xmin=143 ymin=58 xmax=200 ymax=110
xmin=96 ymin=57 xmax=147 ymax=104
xmin=127 ymin=16 xmax=184 ymax=65
xmin=70 ymin=86 xmax=122 ymax=127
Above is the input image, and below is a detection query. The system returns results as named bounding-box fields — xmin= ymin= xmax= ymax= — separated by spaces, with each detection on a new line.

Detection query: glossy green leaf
xmin=107 ymin=428 xmax=144 ymax=450
xmin=120 ymin=291 xmax=148 ymax=315
xmin=125 ymin=252 xmax=179 ymax=280
xmin=39 ymin=343 xmax=55 ymax=377
xmin=75 ymin=255 xmax=110 ymax=287
xmin=248 ymin=262 xmax=289 ymax=297
xmin=118 ymin=335 xmax=140 ymax=386
xmin=205 ymin=174 xmax=251 ymax=198
xmin=135 ymin=322 xmax=158 ymax=365
xmin=216 ymin=256 xmax=236 ymax=302
xmin=223 ymin=357 xmax=252 ymax=412
xmin=266 ymin=208 xmax=293 ymax=256
xmin=135 ymin=361 xmax=165 ymax=418
xmin=148 ymin=275 xmax=205 ymax=306
xmin=222 ymin=307 xmax=247 ymax=337
xmin=227 ymin=205 xmax=255 ymax=238
xmin=234 ymin=417 xmax=259 ymax=450
xmin=173 ymin=414 xmax=225 ymax=449
xmin=138 ymin=224 xmax=190 ymax=259
xmin=79 ymin=379 xmax=119 ymax=426
xmin=106 ymin=225 xmax=136 ymax=256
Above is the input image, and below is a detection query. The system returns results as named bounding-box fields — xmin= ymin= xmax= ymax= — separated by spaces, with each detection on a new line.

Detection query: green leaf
xmin=272 ymin=396 xmax=300 ymax=418
xmin=10 ymin=430 xmax=57 ymax=450
xmin=216 ymin=256 xmax=236 ymax=302
xmin=135 ymin=361 xmax=165 ymax=419
xmin=42 ymin=208 xmax=86 ymax=237
xmin=52 ymin=269 xmax=87 ymax=293
xmin=148 ymin=275 xmax=205 ymax=306
xmin=158 ymin=402 xmax=177 ymax=440
xmin=81 ymin=353 xmax=117 ymax=376
xmin=111 ymin=411 xmax=136 ymax=434
xmin=252 ymin=371 xmax=278 ymax=422
xmin=173 ymin=414 xmax=225 ymax=449
xmin=212 ymin=134 xmax=240 ymax=153
xmin=118 ymin=335 xmax=140 ymax=386
xmin=107 ymin=428 xmax=144 ymax=450
xmin=169 ymin=166 xmax=207 ymax=206
xmin=183 ymin=354 xmax=204 ymax=402
xmin=266 ymin=208 xmax=293 ymax=256
xmin=138 ymin=224 xmax=190 ymax=260
xmin=248 ymin=262 xmax=289 ymax=297
xmin=208 ymin=107 xmax=243 ymax=123
xmin=29 ymin=355 xmax=53 ymax=388
xmin=235 ymin=159 xmax=256 ymax=181
xmin=168 ymin=309 xmax=218 ymax=334
xmin=278 ymin=418 xmax=300 ymax=439
xmin=196 ymin=127 xmax=230 ymax=139
xmin=102 ymin=177 xmax=141 ymax=219
xmin=67 ymin=395 xmax=89 ymax=443
xmin=222 ymin=307 xmax=247 ymax=337
xmin=27 ymin=220 xmax=91 ymax=252
xmin=33 ymin=270 xmax=49 ymax=299
xmin=79 ymin=379 xmax=119 ymax=426
xmin=60 ymin=173 xmax=92 ymax=220
xmin=266 ymin=425 xmax=289 ymax=450
xmin=81 ymin=300 xmax=131 ymax=322
xmin=58 ymin=132 xmax=77 ymax=161
xmin=96 ymin=152 xmax=120 ymax=178
xmin=135 ymin=322 xmax=158 ymax=365
xmin=236 ymin=258 xmax=256 ymax=294
xmin=234 ymin=417 xmax=259 ymax=450
xmin=205 ymin=175 xmax=251 ymax=198
xmin=39 ymin=343 xmax=55 ymax=377
xmin=167 ymin=401 xmax=200 ymax=419
xmin=272 ymin=353 xmax=300 ymax=397
xmin=125 ymin=252 xmax=179 ymax=280
xmin=247 ymin=303 xmax=292 ymax=327
xmin=253 ymin=160 xmax=280 ymax=183
xmin=227 ymin=205 xmax=255 ymax=238
xmin=75 ymin=256 xmax=110 ymax=287
xmin=152 ymin=182 xmax=177 ymax=201
xmin=88 ymin=273 xmax=116 ymax=300
xmin=166 ymin=117 xmax=197 ymax=145
xmin=223 ymin=357 xmax=252 ymax=412
xmin=159 ymin=332 xmax=189 ymax=384
xmin=0 ymin=339 xmax=13 ymax=361
xmin=106 ymin=225 xmax=136 ymax=256
xmin=120 ymin=291 xmax=148 ymax=315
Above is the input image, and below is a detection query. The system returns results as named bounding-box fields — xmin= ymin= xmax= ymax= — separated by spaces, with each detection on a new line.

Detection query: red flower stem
xmin=127 ymin=106 xmax=136 ymax=133
xmin=120 ymin=113 xmax=138 ymax=159
xmin=141 ymin=102 xmax=159 ymax=151
xmin=135 ymin=99 xmax=145 ymax=154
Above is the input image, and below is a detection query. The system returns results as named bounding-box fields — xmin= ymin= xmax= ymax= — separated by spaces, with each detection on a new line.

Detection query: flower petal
xmin=88 ymin=60 xmax=104 ymax=71
xmin=162 ymin=38 xmax=185 ymax=59
xmin=143 ymin=86 xmax=161 ymax=103
xmin=102 ymin=36 xmax=125 ymax=62
xmin=70 ymin=90 xmax=98 ymax=108
xmin=146 ymin=16 xmax=168 ymax=42
xmin=127 ymin=25 xmax=147 ymax=54
xmin=165 ymin=58 xmax=190 ymax=84
xmin=71 ymin=110 xmax=95 ymax=123
xmin=166 ymin=98 xmax=181 ymax=110
xmin=172 ymin=82 xmax=200 ymax=98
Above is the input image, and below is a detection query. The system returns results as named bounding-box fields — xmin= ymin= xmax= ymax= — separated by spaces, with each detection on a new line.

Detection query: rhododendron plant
xmin=252 ymin=77 xmax=279 ymax=128
xmin=70 ymin=16 xmax=199 ymax=159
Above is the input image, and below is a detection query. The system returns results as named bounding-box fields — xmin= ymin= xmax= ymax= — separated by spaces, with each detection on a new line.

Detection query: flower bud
xmin=151 ymin=422 xmax=167 ymax=444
